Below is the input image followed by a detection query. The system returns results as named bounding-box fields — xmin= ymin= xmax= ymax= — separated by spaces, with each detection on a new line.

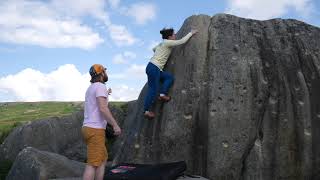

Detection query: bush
xmin=0 ymin=122 xmax=23 ymax=145
xmin=0 ymin=126 xmax=13 ymax=145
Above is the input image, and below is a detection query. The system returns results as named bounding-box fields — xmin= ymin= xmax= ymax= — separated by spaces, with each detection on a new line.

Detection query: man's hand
xmin=107 ymin=88 xmax=112 ymax=95
xmin=113 ymin=124 xmax=121 ymax=136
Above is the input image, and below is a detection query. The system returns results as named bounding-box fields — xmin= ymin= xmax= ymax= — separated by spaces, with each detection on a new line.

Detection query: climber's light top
xmin=151 ymin=32 xmax=193 ymax=71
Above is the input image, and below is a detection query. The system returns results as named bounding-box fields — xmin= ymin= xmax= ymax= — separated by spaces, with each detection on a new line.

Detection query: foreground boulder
xmin=0 ymin=111 xmax=86 ymax=163
xmin=6 ymin=147 xmax=85 ymax=180
xmin=112 ymin=14 xmax=320 ymax=180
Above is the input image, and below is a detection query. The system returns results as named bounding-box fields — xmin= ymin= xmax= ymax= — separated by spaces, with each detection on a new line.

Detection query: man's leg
xmin=95 ymin=160 xmax=106 ymax=180
xmin=83 ymin=165 xmax=96 ymax=180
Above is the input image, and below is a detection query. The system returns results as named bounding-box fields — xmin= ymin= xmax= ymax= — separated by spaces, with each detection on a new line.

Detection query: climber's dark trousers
xmin=144 ymin=62 xmax=174 ymax=112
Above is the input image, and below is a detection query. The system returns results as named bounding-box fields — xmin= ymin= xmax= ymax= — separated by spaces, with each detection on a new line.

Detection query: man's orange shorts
xmin=82 ymin=126 xmax=108 ymax=166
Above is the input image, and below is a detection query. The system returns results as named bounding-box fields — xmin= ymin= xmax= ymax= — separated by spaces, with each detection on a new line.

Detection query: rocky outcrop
xmin=6 ymin=147 xmax=85 ymax=180
xmin=0 ymin=111 xmax=86 ymax=163
xmin=112 ymin=14 xmax=320 ymax=180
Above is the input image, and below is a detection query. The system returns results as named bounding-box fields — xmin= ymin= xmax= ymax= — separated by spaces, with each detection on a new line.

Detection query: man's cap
xmin=89 ymin=64 xmax=106 ymax=77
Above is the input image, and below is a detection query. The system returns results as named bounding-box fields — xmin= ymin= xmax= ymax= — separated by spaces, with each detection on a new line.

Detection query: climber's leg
xmin=144 ymin=63 xmax=160 ymax=118
xmin=159 ymin=71 xmax=174 ymax=102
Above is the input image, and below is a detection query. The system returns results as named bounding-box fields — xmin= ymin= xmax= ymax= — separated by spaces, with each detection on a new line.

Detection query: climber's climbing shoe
xmin=158 ymin=95 xmax=171 ymax=102
xmin=144 ymin=111 xmax=155 ymax=119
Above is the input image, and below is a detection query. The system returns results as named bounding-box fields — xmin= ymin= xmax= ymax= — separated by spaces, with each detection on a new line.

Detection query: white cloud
xmin=0 ymin=0 xmax=104 ymax=50
xmin=109 ymin=1 xmax=156 ymax=25
xmin=226 ymin=0 xmax=314 ymax=20
xmin=108 ymin=0 xmax=121 ymax=9
xmin=126 ymin=64 xmax=145 ymax=77
xmin=125 ymin=2 xmax=156 ymax=25
xmin=108 ymin=64 xmax=146 ymax=101
xmin=0 ymin=0 xmax=139 ymax=48
xmin=108 ymin=24 xmax=137 ymax=46
xmin=112 ymin=54 xmax=127 ymax=64
xmin=124 ymin=51 xmax=137 ymax=59
xmin=0 ymin=64 xmax=90 ymax=102
xmin=108 ymin=84 xmax=140 ymax=101
xmin=52 ymin=0 xmax=138 ymax=46
xmin=110 ymin=64 xmax=146 ymax=79
xmin=51 ymin=0 xmax=110 ymax=23
xmin=0 ymin=64 xmax=145 ymax=102
xmin=0 ymin=19 xmax=104 ymax=49
xmin=112 ymin=51 xmax=137 ymax=64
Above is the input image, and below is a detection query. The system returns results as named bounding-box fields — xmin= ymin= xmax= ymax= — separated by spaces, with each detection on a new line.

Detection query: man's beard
xmin=103 ymin=75 xmax=108 ymax=82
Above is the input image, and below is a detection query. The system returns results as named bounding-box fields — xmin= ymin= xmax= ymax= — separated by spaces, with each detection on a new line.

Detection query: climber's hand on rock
xmin=191 ymin=29 xmax=198 ymax=35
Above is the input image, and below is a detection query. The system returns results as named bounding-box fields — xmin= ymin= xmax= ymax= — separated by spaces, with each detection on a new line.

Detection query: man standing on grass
xmin=82 ymin=64 xmax=121 ymax=180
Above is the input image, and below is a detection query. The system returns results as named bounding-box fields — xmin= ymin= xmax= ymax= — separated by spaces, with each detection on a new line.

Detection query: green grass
xmin=0 ymin=102 xmax=83 ymax=124
xmin=0 ymin=102 xmax=83 ymax=144
xmin=109 ymin=101 xmax=128 ymax=112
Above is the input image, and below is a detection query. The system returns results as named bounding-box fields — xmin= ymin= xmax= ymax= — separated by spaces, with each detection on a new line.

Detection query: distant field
xmin=0 ymin=102 xmax=83 ymax=144
xmin=0 ymin=101 xmax=126 ymax=144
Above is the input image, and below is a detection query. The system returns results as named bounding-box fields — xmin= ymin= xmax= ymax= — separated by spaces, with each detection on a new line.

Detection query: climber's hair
xmin=160 ymin=28 xmax=174 ymax=39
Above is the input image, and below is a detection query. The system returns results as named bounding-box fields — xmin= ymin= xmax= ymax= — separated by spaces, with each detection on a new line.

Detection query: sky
xmin=0 ymin=0 xmax=319 ymax=102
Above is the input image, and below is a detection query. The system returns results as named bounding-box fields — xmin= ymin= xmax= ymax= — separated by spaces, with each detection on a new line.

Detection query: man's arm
xmin=97 ymin=96 xmax=121 ymax=135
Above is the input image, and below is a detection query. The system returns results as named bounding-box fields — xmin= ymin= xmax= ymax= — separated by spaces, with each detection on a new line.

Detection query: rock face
xmin=112 ymin=14 xmax=320 ymax=180
xmin=0 ymin=111 xmax=86 ymax=163
xmin=6 ymin=147 xmax=85 ymax=180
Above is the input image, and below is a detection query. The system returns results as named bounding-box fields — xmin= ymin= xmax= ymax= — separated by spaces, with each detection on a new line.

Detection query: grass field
xmin=0 ymin=102 xmax=84 ymax=144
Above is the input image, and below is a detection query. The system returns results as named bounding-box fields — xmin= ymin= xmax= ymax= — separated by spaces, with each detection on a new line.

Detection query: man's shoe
xmin=144 ymin=111 xmax=155 ymax=119
xmin=158 ymin=95 xmax=171 ymax=102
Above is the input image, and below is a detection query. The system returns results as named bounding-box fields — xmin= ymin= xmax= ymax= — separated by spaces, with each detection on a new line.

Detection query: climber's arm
xmin=163 ymin=30 xmax=198 ymax=47
xmin=163 ymin=32 xmax=193 ymax=47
